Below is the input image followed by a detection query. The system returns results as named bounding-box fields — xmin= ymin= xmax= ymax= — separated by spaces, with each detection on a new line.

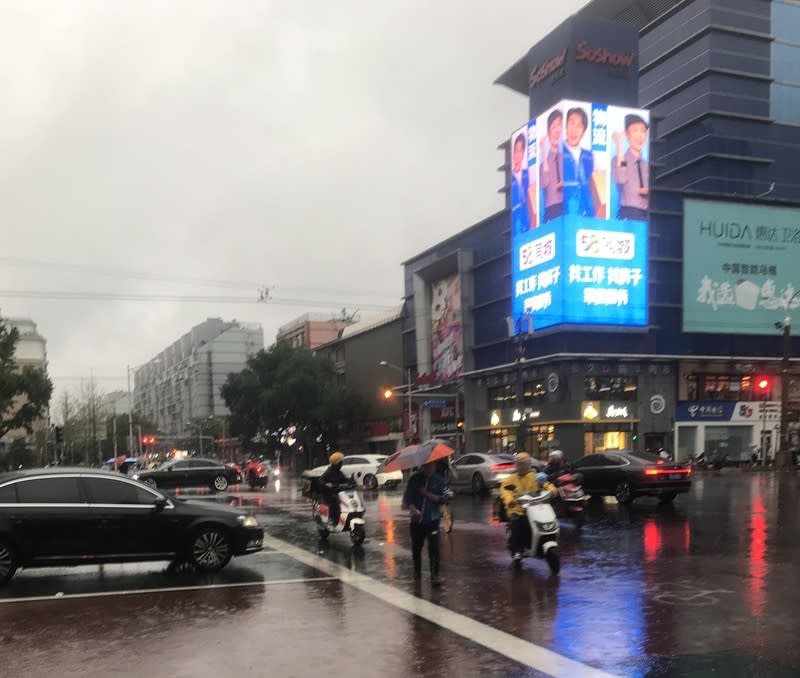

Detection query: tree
xmin=0 ymin=317 xmax=53 ymax=441
xmin=221 ymin=343 xmax=366 ymax=467
xmin=5 ymin=437 xmax=35 ymax=470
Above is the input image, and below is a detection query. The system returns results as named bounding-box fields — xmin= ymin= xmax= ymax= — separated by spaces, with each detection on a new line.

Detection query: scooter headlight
xmin=536 ymin=521 xmax=558 ymax=532
xmin=350 ymin=500 xmax=360 ymax=509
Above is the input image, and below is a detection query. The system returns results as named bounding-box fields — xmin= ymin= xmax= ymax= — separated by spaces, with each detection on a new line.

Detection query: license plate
xmin=669 ymin=474 xmax=681 ymax=480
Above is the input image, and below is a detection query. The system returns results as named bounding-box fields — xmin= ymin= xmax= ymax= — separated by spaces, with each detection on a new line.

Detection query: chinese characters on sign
xmin=683 ymin=200 xmax=800 ymax=335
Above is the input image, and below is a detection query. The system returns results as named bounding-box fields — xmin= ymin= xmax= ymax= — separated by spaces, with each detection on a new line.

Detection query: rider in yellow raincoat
xmin=500 ymin=452 xmax=557 ymax=560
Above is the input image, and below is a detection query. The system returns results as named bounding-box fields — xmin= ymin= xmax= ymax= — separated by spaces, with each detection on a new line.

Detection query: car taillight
xmin=645 ymin=468 xmax=691 ymax=476
xmin=489 ymin=463 xmax=515 ymax=471
xmin=256 ymin=465 xmax=263 ymax=474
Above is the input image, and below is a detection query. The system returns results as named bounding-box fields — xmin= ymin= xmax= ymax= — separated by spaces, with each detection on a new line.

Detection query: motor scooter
xmin=312 ymin=483 xmax=366 ymax=546
xmin=552 ymin=471 xmax=586 ymax=528
xmin=504 ymin=484 xmax=560 ymax=575
xmin=244 ymin=461 xmax=269 ymax=490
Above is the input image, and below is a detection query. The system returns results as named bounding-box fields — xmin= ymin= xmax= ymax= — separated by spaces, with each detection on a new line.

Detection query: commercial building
xmin=314 ymin=307 xmax=406 ymax=453
xmin=276 ymin=312 xmax=356 ymax=350
xmin=0 ymin=318 xmax=49 ymax=459
xmin=134 ymin=318 xmax=264 ymax=436
xmin=401 ymin=0 xmax=800 ymax=464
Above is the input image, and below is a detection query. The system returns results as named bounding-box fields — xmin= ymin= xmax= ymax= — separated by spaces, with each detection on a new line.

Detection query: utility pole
xmin=778 ymin=317 xmax=792 ymax=468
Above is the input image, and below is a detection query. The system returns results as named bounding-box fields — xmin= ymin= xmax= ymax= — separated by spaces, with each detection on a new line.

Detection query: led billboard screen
xmin=683 ymin=199 xmax=800 ymax=335
xmin=511 ymin=99 xmax=650 ymax=332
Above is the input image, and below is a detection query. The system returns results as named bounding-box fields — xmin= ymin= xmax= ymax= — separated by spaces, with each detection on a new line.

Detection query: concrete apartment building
xmin=134 ymin=318 xmax=264 ymax=436
xmin=276 ymin=313 xmax=356 ymax=349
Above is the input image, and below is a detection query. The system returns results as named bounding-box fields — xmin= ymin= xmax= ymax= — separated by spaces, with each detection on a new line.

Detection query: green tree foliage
xmin=0 ymin=317 xmax=53 ymax=440
xmin=221 ymin=342 xmax=366 ymax=452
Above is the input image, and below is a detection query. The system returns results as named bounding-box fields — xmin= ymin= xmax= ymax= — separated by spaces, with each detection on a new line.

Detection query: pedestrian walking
xmin=402 ymin=460 xmax=449 ymax=587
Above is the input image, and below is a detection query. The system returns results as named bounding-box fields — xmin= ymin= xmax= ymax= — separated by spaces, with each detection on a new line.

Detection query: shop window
xmin=688 ymin=374 xmax=754 ymax=401
xmin=488 ymin=428 xmax=511 ymax=454
xmin=488 ymin=385 xmax=516 ymax=408
xmin=528 ymin=425 xmax=555 ymax=459
xmin=522 ymin=381 xmax=546 ymax=404
xmin=584 ymin=427 xmax=631 ymax=454
xmin=584 ymin=376 xmax=637 ymax=401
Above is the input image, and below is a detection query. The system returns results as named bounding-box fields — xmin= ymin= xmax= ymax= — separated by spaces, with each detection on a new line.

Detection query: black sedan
xmin=133 ymin=457 xmax=241 ymax=492
xmin=573 ymin=451 xmax=692 ymax=505
xmin=0 ymin=468 xmax=263 ymax=585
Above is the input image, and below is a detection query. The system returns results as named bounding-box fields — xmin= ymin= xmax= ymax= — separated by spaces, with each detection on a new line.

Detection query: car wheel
xmin=0 ymin=539 xmax=18 ymax=586
xmin=659 ymin=492 xmax=677 ymax=505
xmin=142 ymin=478 xmax=157 ymax=489
xmin=363 ymin=474 xmax=378 ymax=491
xmin=212 ymin=475 xmax=229 ymax=492
xmin=190 ymin=526 xmax=232 ymax=572
xmin=615 ymin=480 xmax=634 ymax=505
xmin=471 ymin=472 xmax=486 ymax=494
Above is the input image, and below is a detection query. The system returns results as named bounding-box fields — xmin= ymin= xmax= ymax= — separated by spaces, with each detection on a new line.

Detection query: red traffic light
xmin=755 ymin=377 xmax=770 ymax=391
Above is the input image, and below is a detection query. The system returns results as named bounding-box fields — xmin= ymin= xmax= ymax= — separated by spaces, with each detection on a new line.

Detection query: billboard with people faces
xmin=510 ymin=99 xmax=650 ymax=332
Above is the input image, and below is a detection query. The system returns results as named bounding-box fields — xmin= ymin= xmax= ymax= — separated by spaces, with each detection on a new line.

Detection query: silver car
xmin=450 ymin=453 xmax=519 ymax=493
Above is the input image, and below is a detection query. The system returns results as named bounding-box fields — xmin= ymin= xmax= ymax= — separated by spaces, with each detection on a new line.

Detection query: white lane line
xmin=262 ymin=535 xmax=619 ymax=678
xmin=0 ymin=576 xmax=337 ymax=605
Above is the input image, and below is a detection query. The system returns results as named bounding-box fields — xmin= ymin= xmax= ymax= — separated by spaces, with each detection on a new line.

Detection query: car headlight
xmin=238 ymin=515 xmax=259 ymax=528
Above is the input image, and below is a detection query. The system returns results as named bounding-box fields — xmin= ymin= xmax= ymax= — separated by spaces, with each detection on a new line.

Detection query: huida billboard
xmin=510 ymin=99 xmax=650 ymax=332
xmin=683 ymin=199 xmax=800 ymax=335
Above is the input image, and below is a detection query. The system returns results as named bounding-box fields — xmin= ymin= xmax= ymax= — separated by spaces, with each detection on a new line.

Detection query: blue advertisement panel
xmin=511 ymin=98 xmax=650 ymax=332
xmin=512 ymin=216 xmax=647 ymax=329
xmin=683 ymin=199 xmax=800 ymax=335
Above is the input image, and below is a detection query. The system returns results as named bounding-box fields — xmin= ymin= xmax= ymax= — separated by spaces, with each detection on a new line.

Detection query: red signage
xmin=575 ymin=41 xmax=635 ymax=68
xmin=529 ymin=48 xmax=567 ymax=87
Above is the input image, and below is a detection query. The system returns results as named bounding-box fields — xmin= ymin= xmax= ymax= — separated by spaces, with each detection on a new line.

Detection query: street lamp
xmin=379 ymin=360 xmax=413 ymax=444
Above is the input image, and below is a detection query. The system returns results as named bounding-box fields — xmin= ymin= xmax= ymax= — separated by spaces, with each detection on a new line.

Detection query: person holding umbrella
xmin=402 ymin=460 xmax=449 ymax=587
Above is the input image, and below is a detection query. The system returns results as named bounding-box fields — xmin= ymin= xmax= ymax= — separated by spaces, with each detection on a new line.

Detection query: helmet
xmin=548 ymin=449 xmax=564 ymax=462
xmin=329 ymin=452 xmax=344 ymax=465
xmin=536 ymin=472 xmax=548 ymax=485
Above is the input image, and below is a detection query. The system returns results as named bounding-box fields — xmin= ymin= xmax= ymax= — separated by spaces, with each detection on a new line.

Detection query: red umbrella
xmin=378 ymin=439 xmax=454 ymax=474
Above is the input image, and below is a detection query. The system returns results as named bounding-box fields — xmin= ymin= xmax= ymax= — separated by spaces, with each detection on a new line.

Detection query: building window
xmin=522 ymin=381 xmax=546 ymax=404
xmin=584 ymin=376 xmax=637 ymax=401
xmin=687 ymin=374 xmax=754 ymax=401
xmin=488 ymin=385 xmax=516 ymax=408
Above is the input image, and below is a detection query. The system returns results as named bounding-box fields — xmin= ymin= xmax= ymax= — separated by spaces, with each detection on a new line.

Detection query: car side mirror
xmin=505 ymin=484 xmax=516 ymax=492
xmin=153 ymin=498 xmax=168 ymax=512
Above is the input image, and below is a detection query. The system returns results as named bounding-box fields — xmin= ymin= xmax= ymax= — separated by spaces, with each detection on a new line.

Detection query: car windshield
xmin=493 ymin=454 xmax=515 ymax=463
xmin=624 ymin=452 xmax=663 ymax=464
xmin=156 ymin=460 xmax=176 ymax=470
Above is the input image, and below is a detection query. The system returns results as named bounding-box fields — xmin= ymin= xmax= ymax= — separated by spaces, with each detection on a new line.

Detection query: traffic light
xmin=383 ymin=388 xmax=393 ymax=400
xmin=755 ymin=377 xmax=771 ymax=393
xmin=632 ymin=433 xmax=639 ymax=442
xmin=141 ymin=435 xmax=156 ymax=445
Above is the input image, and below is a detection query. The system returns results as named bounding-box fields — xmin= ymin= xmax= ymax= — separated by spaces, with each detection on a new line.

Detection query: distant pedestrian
xmin=402 ymin=460 xmax=449 ymax=587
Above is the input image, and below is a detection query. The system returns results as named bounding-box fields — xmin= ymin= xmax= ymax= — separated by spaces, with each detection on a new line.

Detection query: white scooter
xmin=505 ymin=484 xmax=561 ymax=575
xmin=312 ymin=483 xmax=366 ymax=546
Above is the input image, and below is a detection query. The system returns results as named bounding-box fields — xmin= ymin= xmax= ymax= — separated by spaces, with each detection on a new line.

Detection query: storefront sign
xmin=582 ymin=400 xmax=632 ymax=420
xmin=530 ymin=48 xmax=568 ymax=87
xmin=676 ymin=401 xmax=780 ymax=422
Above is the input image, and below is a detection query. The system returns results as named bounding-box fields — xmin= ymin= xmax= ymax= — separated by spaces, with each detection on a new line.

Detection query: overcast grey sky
xmin=0 ymin=0 xmax=588 ymax=402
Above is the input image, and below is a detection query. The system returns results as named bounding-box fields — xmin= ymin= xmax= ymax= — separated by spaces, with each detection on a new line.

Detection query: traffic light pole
xmin=778 ymin=319 xmax=792 ymax=468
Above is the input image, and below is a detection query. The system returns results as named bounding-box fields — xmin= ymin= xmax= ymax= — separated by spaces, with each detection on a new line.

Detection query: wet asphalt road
xmin=1 ymin=472 xmax=799 ymax=677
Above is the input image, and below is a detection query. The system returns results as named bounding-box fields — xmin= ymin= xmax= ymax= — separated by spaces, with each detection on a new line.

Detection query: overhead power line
xmin=0 ymin=289 xmax=396 ymax=311
xmin=0 ymin=256 xmax=398 ymax=301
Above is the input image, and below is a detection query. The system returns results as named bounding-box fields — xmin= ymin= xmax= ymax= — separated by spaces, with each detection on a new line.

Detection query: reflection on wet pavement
xmin=0 ymin=473 xmax=798 ymax=677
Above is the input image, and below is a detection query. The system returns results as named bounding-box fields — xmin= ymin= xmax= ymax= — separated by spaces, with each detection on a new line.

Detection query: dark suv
xmin=0 ymin=468 xmax=263 ymax=585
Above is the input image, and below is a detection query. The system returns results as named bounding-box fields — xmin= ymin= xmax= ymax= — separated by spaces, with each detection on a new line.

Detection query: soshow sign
xmin=510 ymin=98 xmax=649 ymax=332
xmin=683 ymin=199 xmax=800 ymax=335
